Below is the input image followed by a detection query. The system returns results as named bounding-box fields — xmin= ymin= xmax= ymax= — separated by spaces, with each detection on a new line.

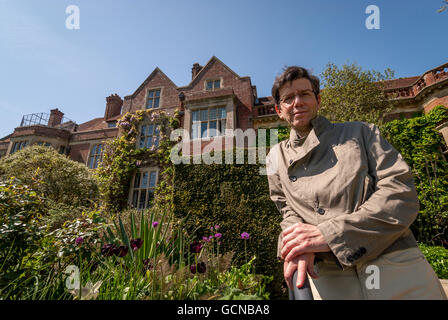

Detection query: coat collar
xmin=285 ymin=116 xmax=333 ymax=167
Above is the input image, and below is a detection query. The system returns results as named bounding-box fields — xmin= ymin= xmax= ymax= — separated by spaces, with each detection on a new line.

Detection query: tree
xmin=0 ymin=145 xmax=99 ymax=208
xmin=319 ymin=62 xmax=395 ymax=128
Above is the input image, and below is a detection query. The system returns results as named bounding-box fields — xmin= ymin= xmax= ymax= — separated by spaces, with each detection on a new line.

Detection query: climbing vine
xmin=95 ymin=108 xmax=181 ymax=213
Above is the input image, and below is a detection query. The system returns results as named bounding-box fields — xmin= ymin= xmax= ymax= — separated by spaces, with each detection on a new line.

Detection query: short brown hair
xmin=271 ymin=66 xmax=320 ymax=105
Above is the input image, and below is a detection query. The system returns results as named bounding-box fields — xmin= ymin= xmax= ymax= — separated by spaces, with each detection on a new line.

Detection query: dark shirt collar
xmin=288 ymin=116 xmax=333 ymax=148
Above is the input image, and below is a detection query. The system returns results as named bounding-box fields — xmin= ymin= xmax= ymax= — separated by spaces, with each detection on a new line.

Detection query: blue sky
xmin=0 ymin=0 xmax=447 ymax=138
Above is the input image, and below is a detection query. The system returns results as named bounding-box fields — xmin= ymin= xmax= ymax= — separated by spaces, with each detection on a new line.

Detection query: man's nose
xmin=291 ymin=95 xmax=305 ymax=106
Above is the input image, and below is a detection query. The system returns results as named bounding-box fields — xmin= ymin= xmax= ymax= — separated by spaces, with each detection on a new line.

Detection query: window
xmin=146 ymin=89 xmax=161 ymax=109
xmin=36 ymin=141 xmax=52 ymax=147
xmin=131 ymin=170 xmax=158 ymax=209
xmin=206 ymin=79 xmax=221 ymax=90
xmin=138 ymin=124 xmax=160 ymax=149
xmin=88 ymin=143 xmax=103 ymax=169
xmin=108 ymin=122 xmax=116 ymax=128
xmin=11 ymin=141 xmax=28 ymax=154
xmin=191 ymin=107 xmax=226 ymax=139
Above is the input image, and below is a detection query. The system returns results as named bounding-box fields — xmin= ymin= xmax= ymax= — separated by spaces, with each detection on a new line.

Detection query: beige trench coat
xmin=266 ymin=116 xmax=419 ymax=270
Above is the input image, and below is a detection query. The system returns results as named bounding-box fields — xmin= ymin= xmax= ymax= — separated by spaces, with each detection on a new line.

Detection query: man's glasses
xmin=279 ymin=90 xmax=316 ymax=106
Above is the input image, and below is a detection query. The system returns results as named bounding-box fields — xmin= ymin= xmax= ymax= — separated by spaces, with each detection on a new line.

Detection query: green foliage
xmin=382 ymin=106 xmax=448 ymax=246
xmin=418 ymin=243 xmax=448 ymax=279
xmin=319 ymin=62 xmax=395 ymax=128
xmin=0 ymin=145 xmax=99 ymax=208
xmin=95 ymin=109 xmax=179 ymax=213
xmin=172 ymin=150 xmax=284 ymax=298
xmin=0 ymin=178 xmax=45 ymax=281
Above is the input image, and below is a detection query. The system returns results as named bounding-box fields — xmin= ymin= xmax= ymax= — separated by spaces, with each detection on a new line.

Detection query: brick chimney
xmin=48 ymin=108 xmax=64 ymax=127
xmin=192 ymin=63 xmax=203 ymax=80
xmin=104 ymin=94 xmax=123 ymax=121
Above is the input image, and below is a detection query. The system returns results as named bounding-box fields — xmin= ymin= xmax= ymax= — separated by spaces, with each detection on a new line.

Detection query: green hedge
xmin=418 ymin=243 xmax=448 ymax=279
xmin=172 ymin=150 xmax=285 ymax=298
xmin=382 ymin=105 xmax=448 ymax=246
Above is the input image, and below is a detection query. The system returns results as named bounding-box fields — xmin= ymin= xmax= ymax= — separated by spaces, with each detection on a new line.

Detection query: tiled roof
xmin=383 ymin=76 xmax=420 ymax=90
xmin=77 ymin=118 xmax=106 ymax=132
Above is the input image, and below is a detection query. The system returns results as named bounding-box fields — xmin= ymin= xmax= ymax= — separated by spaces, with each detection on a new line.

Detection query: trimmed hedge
xmin=172 ymin=150 xmax=285 ymax=298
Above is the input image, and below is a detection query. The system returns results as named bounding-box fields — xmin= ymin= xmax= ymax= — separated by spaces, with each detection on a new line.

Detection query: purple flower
xmin=152 ymin=221 xmax=159 ymax=228
xmin=75 ymin=237 xmax=84 ymax=246
xmin=214 ymin=233 xmax=222 ymax=239
xmin=190 ymin=241 xmax=203 ymax=254
xmin=202 ymin=236 xmax=210 ymax=242
xmin=241 ymin=232 xmax=250 ymax=240
xmin=197 ymin=262 xmax=206 ymax=273
xmin=101 ymin=244 xmax=117 ymax=257
xmin=214 ymin=225 xmax=220 ymax=230
xmin=190 ymin=264 xmax=197 ymax=274
xmin=210 ymin=226 xmax=214 ymax=231
xmin=143 ymin=258 xmax=153 ymax=271
xmin=130 ymin=238 xmax=143 ymax=251
xmin=114 ymin=245 xmax=129 ymax=257
xmin=208 ymin=235 xmax=213 ymax=241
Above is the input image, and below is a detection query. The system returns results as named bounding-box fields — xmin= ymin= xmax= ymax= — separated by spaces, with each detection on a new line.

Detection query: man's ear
xmin=275 ymin=105 xmax=283 ymax=119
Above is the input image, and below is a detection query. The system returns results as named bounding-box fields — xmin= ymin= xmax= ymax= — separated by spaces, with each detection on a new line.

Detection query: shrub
xmin=0 ymin=145 xmax=99 ymax=208
xmin=418 ymin=243 xmax=448 ymax=279
xmin=0 ymin=177 xmax=46 ymax=297
xmin=382 ymin=106 xmax=448 ymax=246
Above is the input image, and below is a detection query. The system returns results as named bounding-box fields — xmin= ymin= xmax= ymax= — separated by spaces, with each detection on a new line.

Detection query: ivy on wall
xmin=95 ymin=109 xmax=181 ymax=213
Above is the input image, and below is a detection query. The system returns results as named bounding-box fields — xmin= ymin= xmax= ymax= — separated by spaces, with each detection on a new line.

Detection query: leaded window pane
xmin=201 ymin=122 xmax=208 ymax=138
xmin=149 ymin=171 xmax=157 ymax=188
xmin=209 ymin=121 xmax=217 ymax=137
xmin=141 ymin=172 xmax=148 ymax=189
xmin=201 ymin=109 xmax=208 ymax=121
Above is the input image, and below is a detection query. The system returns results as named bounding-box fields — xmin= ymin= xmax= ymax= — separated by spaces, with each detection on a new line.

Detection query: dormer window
xmin=146 ymin=89 xmax=161 ymax=109
xmin=206 ymin=79 xmax=221 ymax=90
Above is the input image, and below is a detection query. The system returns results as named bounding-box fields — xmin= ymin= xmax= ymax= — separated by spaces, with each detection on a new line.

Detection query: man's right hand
xmin=284 ymin=252 xmax=319 ymax=290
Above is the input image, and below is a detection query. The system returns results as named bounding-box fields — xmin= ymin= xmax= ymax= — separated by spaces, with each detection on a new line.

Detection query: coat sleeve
xmin=316 ymin=123 xmax=419 ymax=269
xmin=266 ymin=147 xmax=304 ymax=259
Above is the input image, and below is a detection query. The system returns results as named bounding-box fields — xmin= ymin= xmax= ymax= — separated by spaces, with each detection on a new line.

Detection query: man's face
xmin=275 ymin=78 xmax=321 ymax=133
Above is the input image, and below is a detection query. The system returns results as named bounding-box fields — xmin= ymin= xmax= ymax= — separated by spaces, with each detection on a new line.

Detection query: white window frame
xmin=145 ymin=88 xmax=161 ymax=109
xmin=129 ymin=168 xmax=158 ymax=210
xmin=191 ymin=106 xmax=227 ymax=140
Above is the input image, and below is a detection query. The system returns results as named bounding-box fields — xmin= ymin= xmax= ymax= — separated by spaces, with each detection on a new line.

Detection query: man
xmin=266 ymin=66 xmax=447 ymax=299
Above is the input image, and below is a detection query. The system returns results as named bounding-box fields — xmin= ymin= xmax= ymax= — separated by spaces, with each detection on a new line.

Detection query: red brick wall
xmin=424 ymin=97 xmax=448 ymax=113
xmin=185 ymin=59 xmax=254 ymax=131
xmin=69 ymin=143 xmax=90 ymax=164
xmin=124 ymin=71 xmax=180 ymax=114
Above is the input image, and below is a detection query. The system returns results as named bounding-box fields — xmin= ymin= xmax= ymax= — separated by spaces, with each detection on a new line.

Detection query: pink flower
xmin=152 ymin=221 xmax=159 ymax=228
xmin=214 ymin=233 xmax=222 ymax=239
xmin=75 ymin=237 xmax=84 ymax=245
xmin=241 ymin=232 xmax=250 ymax=240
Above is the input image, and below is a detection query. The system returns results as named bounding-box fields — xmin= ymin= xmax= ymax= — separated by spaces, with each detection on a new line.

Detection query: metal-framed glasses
xmin=279 ymin=90 xmax=316 ymax=106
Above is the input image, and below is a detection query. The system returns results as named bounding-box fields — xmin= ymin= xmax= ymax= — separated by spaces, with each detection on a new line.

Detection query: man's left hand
xmin=281 ymin=222 xmax=331 ymax=262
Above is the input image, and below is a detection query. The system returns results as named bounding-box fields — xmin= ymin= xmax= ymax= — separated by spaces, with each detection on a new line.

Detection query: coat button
xmin=317 ymin=208 xmax=325 ymax=215
xmin=289 ymin=175 xmax=297 ymax=182
xmin=289 ymin=160 xmax=293 ymax=165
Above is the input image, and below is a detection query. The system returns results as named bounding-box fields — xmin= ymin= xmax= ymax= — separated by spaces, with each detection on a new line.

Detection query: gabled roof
xmin=77 ymin=117 xmax=105 ymax=132
xmin=125 ymin=67 xmax=178 ymax=100
xmin=178 ymin=56 xmax=246 ymax=90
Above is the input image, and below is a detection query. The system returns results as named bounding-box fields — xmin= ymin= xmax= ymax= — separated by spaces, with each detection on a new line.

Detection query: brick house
xmin=1 ymin=56 xmax=447 ymax=209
